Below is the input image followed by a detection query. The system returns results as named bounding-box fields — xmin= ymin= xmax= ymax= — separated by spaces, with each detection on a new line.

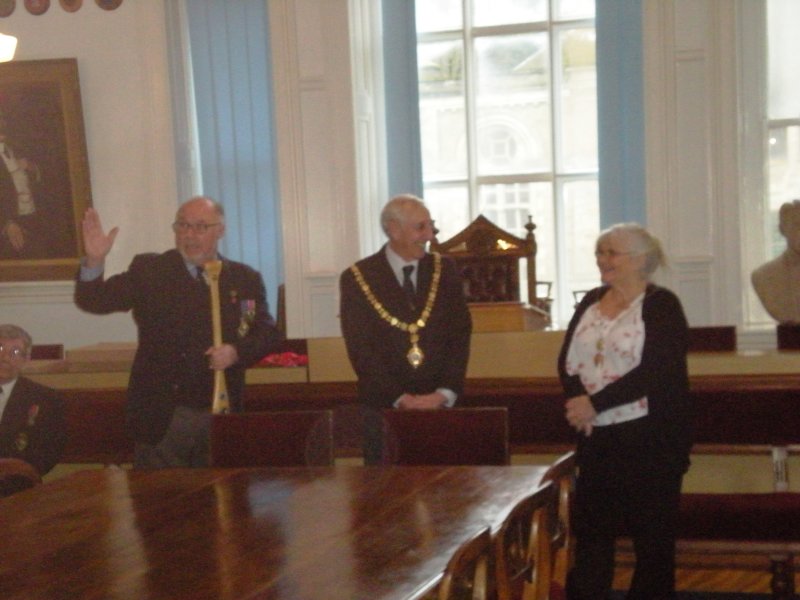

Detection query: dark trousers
xmin=134 ymin=405 xmax=211 ymax=469
xmin=566 ymin=455 xmax=684 ymax=600
xmin=361 ymin=406 xmax=384 ymax=465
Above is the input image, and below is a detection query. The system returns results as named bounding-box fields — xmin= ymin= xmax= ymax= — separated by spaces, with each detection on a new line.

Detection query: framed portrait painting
xmin=0 ymin=58 xmax=92 ymax=281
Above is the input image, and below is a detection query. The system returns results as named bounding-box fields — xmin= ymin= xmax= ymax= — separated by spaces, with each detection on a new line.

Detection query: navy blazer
xmin=0 ymin=376 xmax=66 ymax=475
xmin=75 ymin=249 xmax=283 ymax=444
xmin=339 ymin=248 xmax=472 ymax=409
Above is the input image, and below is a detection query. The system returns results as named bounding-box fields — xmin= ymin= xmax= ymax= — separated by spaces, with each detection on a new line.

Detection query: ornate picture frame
xmin=0 ymin=58 xmax=92 ymax=281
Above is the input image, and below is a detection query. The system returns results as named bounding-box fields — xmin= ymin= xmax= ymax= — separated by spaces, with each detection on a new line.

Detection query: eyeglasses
xmin=172 ymin=221 xmax=222 ymax=234
xmin=0 ymin=344 xmax=26 ymax=359
xmin=594 ymin=249 xmax=633 ymax=259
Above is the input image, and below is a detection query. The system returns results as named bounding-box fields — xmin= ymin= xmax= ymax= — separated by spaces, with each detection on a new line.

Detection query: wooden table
xmin=0 ymin=465 xmax=547 ymax=600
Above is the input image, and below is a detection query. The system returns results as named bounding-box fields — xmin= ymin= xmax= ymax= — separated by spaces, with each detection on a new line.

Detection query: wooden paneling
xmin=59 ymin=373 xmax=800 ymax=464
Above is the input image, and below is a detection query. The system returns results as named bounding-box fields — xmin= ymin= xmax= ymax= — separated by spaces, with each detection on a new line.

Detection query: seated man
xmin=0 ymin=324 xmax=66 ymax=476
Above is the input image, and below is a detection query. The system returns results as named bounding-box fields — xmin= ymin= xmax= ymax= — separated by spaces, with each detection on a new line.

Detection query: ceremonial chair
xmin=437 ymin=526 xmax=493 ymax=600
xmin=0 ymin=458 xmax=42 ymax=498
xmin=430 ymin=214 xmax=551 ymax=331
xmin=539 ymin=451 xmax=576 ymax=597
xmin=210 ymin=410 xmax=334 ymax=467
xmin=381 ymin=407 xmax=510 ymax=466
xmin=687 ymin=325 xmax=736 ymax=352
xmin=494 ymin=481 xmax=557 ymax=600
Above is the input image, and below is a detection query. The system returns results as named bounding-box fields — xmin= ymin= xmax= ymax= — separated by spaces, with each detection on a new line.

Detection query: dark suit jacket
xmin=74 ymin=249 xmax=283 ymax=444
xmin=0 ymin=376 xmax=66 ymax=475
xmin=339 ymin=247 xmax=472 ymax=409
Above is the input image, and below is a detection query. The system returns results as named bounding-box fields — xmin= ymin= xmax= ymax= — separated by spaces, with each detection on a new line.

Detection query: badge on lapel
xmin=14 ymin=432 xmax=28 ymax=452
xmin=238 ymin=299 xmax=256 ymax=338
xmin=27 ymin=404 xmax=39 ymax=426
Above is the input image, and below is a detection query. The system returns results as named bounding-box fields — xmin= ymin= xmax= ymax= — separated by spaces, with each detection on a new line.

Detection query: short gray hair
xmin=597 ymin=222 xmax=667 ymax=277
xmin=380 ymin=194 xmax=426 ymax=236
xmin=0 ymin=324 xmax=32 ymax=356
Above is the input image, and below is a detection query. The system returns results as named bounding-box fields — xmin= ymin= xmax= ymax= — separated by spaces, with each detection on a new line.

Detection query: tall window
xmin=743 ymin=0 xmax=800 ymax=327
xmin=415 ymin=0 xmax=598 ymax=324
xmin=767 ymin=0 xmax=800 ymax=254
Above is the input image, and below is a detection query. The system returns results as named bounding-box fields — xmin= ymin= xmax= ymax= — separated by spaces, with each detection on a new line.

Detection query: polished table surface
xmin=0 ymin=465 xmax=547 ymax=600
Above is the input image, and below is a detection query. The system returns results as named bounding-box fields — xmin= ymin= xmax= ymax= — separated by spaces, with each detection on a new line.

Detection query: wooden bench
xmin=617 ymin=446 xmax=800 ymax=599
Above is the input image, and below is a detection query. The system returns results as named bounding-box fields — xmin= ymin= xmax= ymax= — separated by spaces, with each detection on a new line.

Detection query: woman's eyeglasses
xmin=594 ymin=249 xmax=633 ymax=259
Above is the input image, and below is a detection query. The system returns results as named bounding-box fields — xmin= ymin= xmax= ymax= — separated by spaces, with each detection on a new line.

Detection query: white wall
xmin=269 ymin=0 xmax=361 ymax=338
xmin=0 ymin=0 xmax=774 ymax=349
xmin=0 ymin=1 xmax=178 ymax=348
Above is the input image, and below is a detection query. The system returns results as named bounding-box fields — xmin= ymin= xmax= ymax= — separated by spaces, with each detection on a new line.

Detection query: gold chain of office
xmin=350 ymin=252 xmax=442 ymax=369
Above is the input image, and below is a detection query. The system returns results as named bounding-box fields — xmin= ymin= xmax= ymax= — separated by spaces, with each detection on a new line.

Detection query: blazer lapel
xmin=1 ymin=381 xmax=29 ymax=429
xmin=416 ymin=254 xmax=434 ymax=304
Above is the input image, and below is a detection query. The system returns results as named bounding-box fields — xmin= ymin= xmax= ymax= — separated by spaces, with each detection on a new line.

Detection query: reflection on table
xmin=0 ymin=465 xmax=547 ymax=600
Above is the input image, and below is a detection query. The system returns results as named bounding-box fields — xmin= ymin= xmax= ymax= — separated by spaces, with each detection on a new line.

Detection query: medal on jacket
xmin=14 ymin=432 xmax=28 ymax=452
xmin=407 ymin=324 xmax=424 ymax=367
xmin=351 ymin=253 xmax=442 ymax=368
xmin=238 ymin=298 xmax=255 ymax=337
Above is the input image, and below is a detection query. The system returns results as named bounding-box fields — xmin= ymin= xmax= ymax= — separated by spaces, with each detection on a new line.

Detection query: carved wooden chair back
xmin=494 ymin=481 xmax=557 ymax=600
xmin=430 ymin=214 xmax=549 ymax=314
xmin=438 ymin=526 xmax=493 ymax=600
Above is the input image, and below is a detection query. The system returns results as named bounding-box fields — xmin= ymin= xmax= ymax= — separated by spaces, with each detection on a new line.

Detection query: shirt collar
xmin=0 ymin=377 xmax=18 ymax=420
xmin=385 ymin=244 xmax=419 ymax=272
xmin=384 ymin=245 xmax=420 ymax=286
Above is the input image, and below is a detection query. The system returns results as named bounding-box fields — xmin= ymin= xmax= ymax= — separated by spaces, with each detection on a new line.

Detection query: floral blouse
xmin=564 ymin=292 xmax=648 ymax=426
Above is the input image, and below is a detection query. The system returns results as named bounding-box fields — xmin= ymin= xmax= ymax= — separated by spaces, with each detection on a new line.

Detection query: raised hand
xmin=4 ymin=220 xmax=25 ymax=251
xmin=81 ymin=208 xmax=119 ymax=268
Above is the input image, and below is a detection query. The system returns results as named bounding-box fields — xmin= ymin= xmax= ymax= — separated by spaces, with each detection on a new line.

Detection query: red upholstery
xmin=381 ymin=407 xmax=509 ymax=466
xmin=210 ymin=410 xmax=334 ymax=467
xmin=677 ymin=492 xmax=800 ymax=542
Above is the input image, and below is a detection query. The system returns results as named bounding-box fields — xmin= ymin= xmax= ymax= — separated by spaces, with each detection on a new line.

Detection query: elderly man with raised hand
xmin=0 ymin=323 xmax=66 ymax=477
xmin=75 ymin=196 xmax=283 ymax=469
xmin=339 ymin=194 xmax=473 ymax=464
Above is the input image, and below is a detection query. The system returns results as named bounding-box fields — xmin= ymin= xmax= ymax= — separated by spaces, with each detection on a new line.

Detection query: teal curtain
xmin=185 ymin=0 xmax=283 ymax=314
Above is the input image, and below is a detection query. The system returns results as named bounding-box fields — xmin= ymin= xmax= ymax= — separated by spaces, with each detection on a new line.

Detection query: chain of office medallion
xmin=350 ymin=252 xmax=442 ymax=335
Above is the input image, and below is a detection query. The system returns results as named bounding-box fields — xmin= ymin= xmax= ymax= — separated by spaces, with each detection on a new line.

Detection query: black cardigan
xmin=557 ymin=284 xmax=693 ymax=475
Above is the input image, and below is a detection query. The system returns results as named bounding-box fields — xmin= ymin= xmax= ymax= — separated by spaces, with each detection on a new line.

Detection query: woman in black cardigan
xmin=558 ymin=223 xmax=692 ymax=600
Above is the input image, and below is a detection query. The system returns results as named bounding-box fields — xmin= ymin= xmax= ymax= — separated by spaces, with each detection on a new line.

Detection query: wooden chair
xmin=381 ymin=407 xmax=509 ymax=466
xmin=430 ymin=214 xmax=551 ymax=329
xmin=29 ymin=343 xmax=65 ymax=360
xmin=437 ymin=526 xmax=493 ymax=600
xmin=210 ymin=410 xmax=334 ymax=467
xmin=687 ymin=325 xmax=736 ymax=352
xmin=777 ymin=323 xmax=800 ymax=350
xmin=494 ymin=481 xmax=557 ymax=600
xmin=572 ymin=290 xmax=590 ymax=308
xmin=0 ymin=458 xmax=42 ymax=498
xmin=539 ymin=451 xmax=576 ymax=598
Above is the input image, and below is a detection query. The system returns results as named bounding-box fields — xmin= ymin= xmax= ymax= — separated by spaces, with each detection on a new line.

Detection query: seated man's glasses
xmin=0 ymin=344 xmax=26 ymax=359
xmin=172 ymin=221 xmax=222 ymax=234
